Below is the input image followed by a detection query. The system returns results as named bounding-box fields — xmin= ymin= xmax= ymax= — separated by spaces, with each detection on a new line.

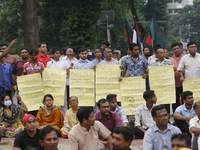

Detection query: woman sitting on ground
xmin=0 ymin=94 xmax=27 ymax=137
xmin=36 ymin=94 xmax=64 ymax=134
xmin=60 ymin=96 xmax=79 ymax=138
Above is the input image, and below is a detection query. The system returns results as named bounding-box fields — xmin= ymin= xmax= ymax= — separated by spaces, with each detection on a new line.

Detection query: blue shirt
xmin=122 ymin=55 xmax=148 ymax=77
xmin=148 ymin=58 xmax=171 ymax=66
xmin=0 ymin=65 xmax=5 ymax=88
xmin=92 ymin=59 xmax=102 ymax=66
xmin=143 ymin=123 xmax=181 ymax=150
xmin=175 ymin=103 xmax=196 ymax=123
xmin=1 ymin=62 xmax=13 ymax=90
xmin=73 ymin=59 xmax=94 ymax=69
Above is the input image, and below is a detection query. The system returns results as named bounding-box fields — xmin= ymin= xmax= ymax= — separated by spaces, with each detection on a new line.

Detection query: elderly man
xmin=99 ymin=47 xmax=119 ymax=65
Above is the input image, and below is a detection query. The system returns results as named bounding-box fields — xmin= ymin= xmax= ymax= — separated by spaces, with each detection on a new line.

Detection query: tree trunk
xmin=21 ymin=0 xmax=39 ymax=50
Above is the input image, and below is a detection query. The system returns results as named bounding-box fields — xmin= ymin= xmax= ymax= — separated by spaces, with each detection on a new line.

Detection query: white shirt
xmin=47 ymin=59 xmax=69 ymax=69
xmin=134 ymin=103 xmax=157 ymax=129
xmin=62 ymin=56 xmax=79 ymax=85
xmin=178 ymin=53 xmax=200 ymax=79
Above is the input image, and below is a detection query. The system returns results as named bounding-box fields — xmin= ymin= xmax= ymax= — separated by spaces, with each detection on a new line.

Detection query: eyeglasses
xmin=45 ymin=99 xmax=53 ymax=102
xmin=156 ymin=114 xmax=169 ymax=119
xmin=69 ymin=100 xmax=78 ymax=103
xmin=100 ymin=106 xmax=110 ymax=109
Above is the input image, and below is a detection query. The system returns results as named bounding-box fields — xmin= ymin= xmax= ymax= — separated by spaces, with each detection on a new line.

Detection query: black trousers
xmin=175 ymin=119 xmax=189 ymax=134
xmin=172 ymin=86 xmax=183 ymax=112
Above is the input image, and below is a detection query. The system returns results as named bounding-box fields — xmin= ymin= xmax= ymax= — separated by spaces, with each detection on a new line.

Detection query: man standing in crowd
xmin=12 ymin=48 xmax=29 ymax=84
xmin=95 ymin=99 xmax=123 ymax=136
xmin=148 ymin=47 xmax=171 ymax=66
xmin=121 ymin=43 xmax=148 ymax=78
xmin=106 ymin=94 xmax=128 ymax=126
xmin=99 ymin=47 xmax=119 ymax=65
xmin=0 ymin=56 xmax=13 ymax=98
xmin=101 ymin=41 xmax=110 ymax=50
xmin=0 ymin=43 xmax=17 ymax=66
xmin=92 ymin=49 xmax=102 ymax=65
xmin=143 ymin=105 xmax=181 ymax=150
xmin=24 ymin=49 xmax=44 ymax=75
xmin=39 ymin=126 xmax=59 ymax=150
xmin=13 ymin=114 xmax=43 ymax=150
xmin=170 ymin=42 xmax=184 ymax=112
xmin=112 ymin=126 xmax=134 ymax=150
xmin=134 ymin=90 xmax=157 ymax=138
xmin=178 ymin=41 xmax=200 ymax=81
xmin=0 ymin=39 xmax=17 ymax=98
xmin=37 ymin=43 xmax=51 ymax=67
xmin=143 ymin=47 xmax=151 ymax=60
xmin=174 ymin=91 xmax=196 ymax=135
xmin=73 ymin=48 xmax=94 ymax=69
xmin=68 ymin=107 xmax=112 ymax=150
xmin=171 ymin=134 xmax=191 ymax=150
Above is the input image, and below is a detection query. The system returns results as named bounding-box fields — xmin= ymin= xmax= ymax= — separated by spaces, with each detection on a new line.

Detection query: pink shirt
xmin=169 ymin=54 xmax=184 ymax=87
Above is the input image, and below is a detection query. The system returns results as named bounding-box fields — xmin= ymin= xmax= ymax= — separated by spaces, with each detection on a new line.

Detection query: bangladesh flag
xmin=150 ymin=16 xmax=166 ymax=48
xmin=125 ymin=18 xmax=133 ymax=44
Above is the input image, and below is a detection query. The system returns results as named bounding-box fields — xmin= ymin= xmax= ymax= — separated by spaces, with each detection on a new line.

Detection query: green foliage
xmin=0 ymin=0 xmax=23 ymax=54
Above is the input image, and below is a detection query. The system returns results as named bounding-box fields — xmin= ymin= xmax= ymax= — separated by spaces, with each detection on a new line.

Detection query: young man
xmin=143 ymin=47 xmax=151 ymax=60
xmin=68 ymin=107 xmax=112 ymax=150
xmin=13 ymin=114 xmax=43 ymax=150
xmin=98 ymin=47 xmax=119 ymax=65
xmin=134 ymin=90 xmax=157 ymax=138
xmin=39 ymin=126 xmax=59 ymax=150
xmin=101 ymin=41 xmax=110 ymax=51
xmin=169 ymin=42 xmax=184 ymax=112
xmin=47 ymin=47 xmax=69 ymax=69
xmin=73 ymin=48 xmax=94 ymax=69
xmin=174 ymin=91 xmax=196 ymax=135
xmin=0 ymin=57 xmax=13 ymax=98
xmin=121 ymin=43 xmax=148 ymax=78
xmin=92 ymin=49 xmax=102 ymax=65
xmin=171 ymin=134 xmax=191 ymax=150
xmin=178 ymin=41 xmax=200 ymax=81
xmin=112 ymin=126 xmax=134 ymax=150
xmin=143 ymin=105 xmax=181 ymax=150
xmin=0 ymin=43 xmax=17 ymax=66
xmin=24 ymin=49 xmax=44 ymax=75
xmin=0 ymin=39 xmax=18 ymax=98
xmin=12 ymin=48 xmax=29 ymax=83
xmin=106 ymin=94 xmax=128 ymax=126
xmin=95 ymin=99 xmax=123 ymax=136
xmin=37 ymin=43 xmax=51 ymax=67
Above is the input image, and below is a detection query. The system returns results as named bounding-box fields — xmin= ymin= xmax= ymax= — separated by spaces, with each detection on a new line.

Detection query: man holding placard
xmin=121 ymin=43 xmax=148 ymax=78
xmin=178 ymin=41 xmax=200 ymax=81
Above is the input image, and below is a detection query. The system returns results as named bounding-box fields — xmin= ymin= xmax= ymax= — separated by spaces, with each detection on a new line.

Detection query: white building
xmin=167 ymin=0 xmax=193 ymax=14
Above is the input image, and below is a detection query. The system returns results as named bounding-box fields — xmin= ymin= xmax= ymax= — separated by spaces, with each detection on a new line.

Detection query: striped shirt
xmin=24 ymin=61 xmax=44 ymax=75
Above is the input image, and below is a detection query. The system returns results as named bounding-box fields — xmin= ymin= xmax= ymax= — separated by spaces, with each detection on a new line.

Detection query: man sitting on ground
xmin=68 ymin=107 xmax=112 ymax=150
xmin=134 ymin=90 xmax=157 ymax=138
xmin=106 ymin=94 xmax=128 ymax=126
xmin=13 ymin=114 xmax=44 ymax=150
xmin=171 ymin=134 xmax=191 ymax=150
xmin=143 ymin=105 xmax=181 ymax=150
xmin=95 ymin=99 xmax=123 ymax=135
xmin=174 ymin=91 xmax=196 ymax=135
xmin=112 ymin=126 xmax=134 ymax=150
xmin=39 ymin=126 xmax=59 ymax=150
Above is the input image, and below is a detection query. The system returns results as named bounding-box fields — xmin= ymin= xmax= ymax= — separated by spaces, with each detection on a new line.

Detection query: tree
xmin=21 ymin=0 xmax=39 ymax=50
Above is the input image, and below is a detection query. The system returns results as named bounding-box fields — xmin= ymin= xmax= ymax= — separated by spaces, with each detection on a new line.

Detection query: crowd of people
xmin=0 ymin=39 xmax=199 ymax=150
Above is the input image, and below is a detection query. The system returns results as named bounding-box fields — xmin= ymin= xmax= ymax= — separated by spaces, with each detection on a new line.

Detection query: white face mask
xmin=4 ymin=100 xmax=12 ymax=107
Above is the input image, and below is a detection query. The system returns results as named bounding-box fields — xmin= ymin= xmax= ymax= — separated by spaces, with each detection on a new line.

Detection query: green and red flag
xmin=125 ymin=18 xmax=133 ymax=44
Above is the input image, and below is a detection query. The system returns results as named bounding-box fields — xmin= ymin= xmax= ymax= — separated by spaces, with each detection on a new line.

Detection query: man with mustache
xmin=39 ymin=126 xmax=59 ymax=150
